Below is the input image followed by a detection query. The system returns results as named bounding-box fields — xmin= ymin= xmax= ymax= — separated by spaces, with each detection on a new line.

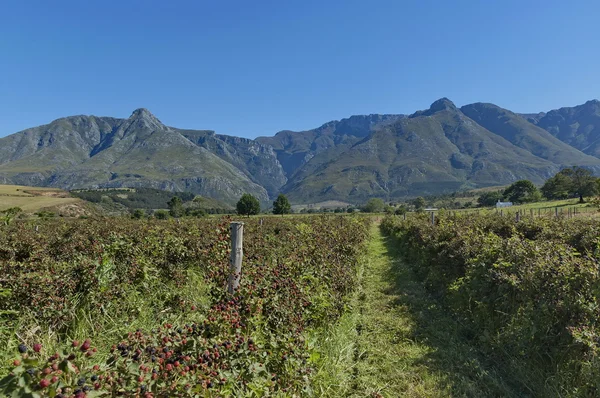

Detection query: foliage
xmin=362 ymin=198 xmax=385 ymax=213
xmin=476 ymin=191 xmax=503 ymax=207
xmin=72 ymin=188 xmax=197 ymax=210
xmin=236 ymin=194 xmax=260 ymax=217
xmin=541 ymin=172 xmax=572 ymax=200
xmin=167 ymin=196 xmax=184 ymax=218
xmin=557 ymin=167 xmax=598 ymax=203
xmin=502 ymin=180 xmax=539 ymax=203
xmin=411 ymin=197 xmax=426 ymax=211
xmin=0 ymin=215 xmax=370 ymax=396
xmin=394 ymin=205 xmax=408 ymax=216
xmin=381 ymin=213 xmax=600 ymax=396
xmin=131 ymin=209 xmax=145 ymax=219
xmin=272 ymin=194 xmax=291 ymax=215
xmin=154 ymin=210 xmax=169 ymax=220
xmin=1 ymin=207 xmax=22 ymax=225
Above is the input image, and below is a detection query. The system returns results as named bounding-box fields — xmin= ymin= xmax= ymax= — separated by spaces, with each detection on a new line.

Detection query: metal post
xmin=228 ymin=222 xmax=244 ymax=294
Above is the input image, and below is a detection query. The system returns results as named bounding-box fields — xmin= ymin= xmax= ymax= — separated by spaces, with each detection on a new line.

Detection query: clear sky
xmin=1 ymin=0 xmax=599 ymax=138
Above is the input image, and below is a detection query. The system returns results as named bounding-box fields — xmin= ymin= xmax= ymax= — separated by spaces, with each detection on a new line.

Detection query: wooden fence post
xmin=431 ymin=211 xmax=435 ymax=226
xmin=515 ymin=212 xmax=520 ymax=223
xmin=555 ymin=207 xmax=558 ymax=217
xmin=403 ymin=213 xmax=406 ymax=221
xmin=228 ymin=222 xmax=244 ymax=294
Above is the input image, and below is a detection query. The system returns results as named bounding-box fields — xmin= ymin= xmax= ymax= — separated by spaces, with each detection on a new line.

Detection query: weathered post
xmin=500 ymin=209 xmax=503 ymax=217
xmin=35 ymin=225 xmax=39 ymax=232
xmin=403 ymin=213 xmax=406 ymax=221
xmin=530 ymin=209 xmax=533 ymax=218
xmin=228 ymin=222 xmax=244 ymax=294
xmin=431 ymin=211 xmax=435 ymax=226
xmin=555 ymin=207 xmax=558 ymax=217
xmin=515 ymin=212 xmax=520 ymax=223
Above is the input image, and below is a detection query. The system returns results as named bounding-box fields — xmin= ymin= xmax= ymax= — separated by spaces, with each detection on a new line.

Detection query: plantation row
xmin=0 ymin=216 xmax=369 ymax=397
xmin=381 ymin=213 xmax=600 ymax=396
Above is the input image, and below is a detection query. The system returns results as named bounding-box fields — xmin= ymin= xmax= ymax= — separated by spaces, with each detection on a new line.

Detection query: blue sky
xmin=1 ymin=0 xmax=599 ymax=138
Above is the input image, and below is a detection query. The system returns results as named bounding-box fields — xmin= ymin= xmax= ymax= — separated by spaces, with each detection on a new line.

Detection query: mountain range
xmin=1 ymin=98 xmax=600 ymax=205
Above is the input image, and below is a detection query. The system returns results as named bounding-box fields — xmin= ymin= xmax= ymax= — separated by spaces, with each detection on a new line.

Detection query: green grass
xmin=315 ymin=222 xmax=527 ymax=397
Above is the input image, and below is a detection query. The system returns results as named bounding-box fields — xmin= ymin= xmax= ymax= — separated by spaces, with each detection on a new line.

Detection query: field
xmin=382 ymin=212 xmax=600 ymax=396
xmin=0 ymin=215 xmax=370 ymax=396
xmin=3 ymin=206 xmax=600 ymax=397
xmin=0 ymin=185 xmax=81 ymax=212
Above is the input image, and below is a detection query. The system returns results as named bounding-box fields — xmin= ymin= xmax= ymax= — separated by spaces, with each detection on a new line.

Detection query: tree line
xmin=477 ymin=166 xmax=598 ymax=206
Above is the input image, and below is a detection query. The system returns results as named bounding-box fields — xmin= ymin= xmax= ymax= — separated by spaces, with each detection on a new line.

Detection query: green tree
xmin=503 ymin=180 xmax=539 ymax=204
xmin=154 ymin=209 xmax=169 ymax=220
xmin=541 ymin=172 xmax=572 ymax=200
xmin=477 ymin=191 xmax=503 ymax=207
xmin=559 ymin=167 xmax=598 ymax=203
xmin=131 ymin=209 xmax=145 ymax=219
xmin=167 ymin=196 xmax=184 ymax=218
xmin=236 ymin=193 xmax=260 ymax=217
xmin=272 ymin=194 xmax=291 ymax=215
xmin=362 ymin=198 xmax=385 ymax=213
xmin=411 ymin=197 xmax=426 ymax=211
xmin=395 ymin=205 xmax=408 ymax=216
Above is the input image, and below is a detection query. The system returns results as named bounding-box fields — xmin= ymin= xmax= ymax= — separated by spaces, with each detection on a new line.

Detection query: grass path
xmin=346 ymin=223 xmax=525 ymax=397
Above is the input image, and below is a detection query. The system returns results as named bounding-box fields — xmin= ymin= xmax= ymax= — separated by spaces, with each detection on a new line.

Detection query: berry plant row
xmin=0 ymin=215 xmax=369 ymax=397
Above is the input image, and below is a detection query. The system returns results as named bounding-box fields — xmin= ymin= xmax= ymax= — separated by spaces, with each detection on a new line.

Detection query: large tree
xmin=411 ymin=196 xmax=426 ymax=211
xmin=558 ymin=167 xmax=598 ymax=203
xmin=541 ymin=172 xmax=572 ymax=200
xmin=236 ymin=193 xmax=261 ymax=217
xmin=477 ymin=191 xmax=503 ymax=207
xmin=167 ymin=196 xmax=184 ymax=218
xmin=272 ymin=194 xmax=291 ymax=215
xmin=362 ymin=198 xmax=385 ymax=213
xmin=503 ymin=180 xmax=540 ymax=204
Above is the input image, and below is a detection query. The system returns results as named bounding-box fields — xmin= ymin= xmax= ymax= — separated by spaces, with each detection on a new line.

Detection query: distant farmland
xmin=0 ymin=184 xmax=81 ymax=212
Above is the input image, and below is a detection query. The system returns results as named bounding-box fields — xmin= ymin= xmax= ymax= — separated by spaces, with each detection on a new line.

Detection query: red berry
xmin=51 ymin=376 xmax=59 ymax=383
xmin=72 ymin=340 xmax=80 ymax=347
xmin=12 ymin=360 xmax=20 ymax=366
xmin=39 ymin=379 xmax=50 ymax=388
xmin=33 ymin=343 xmax=42 ymax=353
xmin=166 ymin=364 xmax=173 ymax=371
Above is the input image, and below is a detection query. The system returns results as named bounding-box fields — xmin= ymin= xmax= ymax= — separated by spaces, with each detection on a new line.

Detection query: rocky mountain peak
xmin=411 ymin=97 xmax=459 ymax=118
xmin=128 ymin=108 xmax=166 ymax=130
xmin=429 ymin=97 xmax=457 ymax=112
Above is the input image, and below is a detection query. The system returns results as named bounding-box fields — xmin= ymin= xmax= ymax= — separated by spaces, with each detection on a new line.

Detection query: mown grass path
xmin=348 ymin=223 xmax=525 ymax=397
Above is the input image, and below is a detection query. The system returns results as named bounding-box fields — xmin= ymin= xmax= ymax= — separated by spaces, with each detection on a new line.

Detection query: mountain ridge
xmin=1 ymin=98 xmax=600 ymax=204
